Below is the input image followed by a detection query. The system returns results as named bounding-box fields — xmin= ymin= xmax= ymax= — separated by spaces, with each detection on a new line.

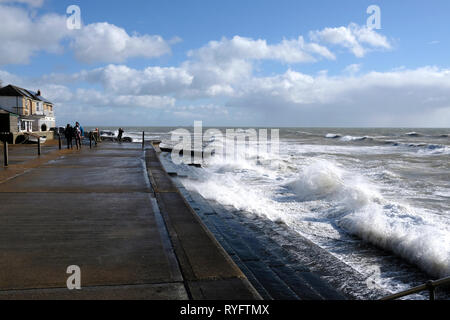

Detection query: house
xmin=0 ymin=84 xmax=56 ymax=143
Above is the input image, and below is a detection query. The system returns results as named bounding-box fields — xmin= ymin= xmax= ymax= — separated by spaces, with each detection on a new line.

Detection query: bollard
xmin=38 ymin=137 xmax=41 ymax=156
xmin=142 ymin=131 xmax=145 ymax=149
xmin=3 ymin=141 xmax=8 ymax=167
xmin=58 ymin=134 xmax=62 ymax=150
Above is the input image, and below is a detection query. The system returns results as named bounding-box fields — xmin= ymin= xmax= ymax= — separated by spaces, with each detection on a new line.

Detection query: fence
xmin=381 ymin=276 xmax=450 ymax=301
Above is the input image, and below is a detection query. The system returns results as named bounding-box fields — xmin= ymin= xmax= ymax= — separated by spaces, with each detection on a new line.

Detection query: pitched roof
xmin=0 ymin=107 xmax=20 ymax=116
xmin=0 ymin=85 xmax=53 ymax=105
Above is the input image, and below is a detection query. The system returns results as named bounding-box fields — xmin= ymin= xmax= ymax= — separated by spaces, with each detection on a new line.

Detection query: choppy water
xmin=90 ymin=127 xmax=450 ymax=298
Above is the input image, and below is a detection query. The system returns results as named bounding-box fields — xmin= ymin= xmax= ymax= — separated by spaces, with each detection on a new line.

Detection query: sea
xmin=88 ymin=127 xmax=450 ymax=299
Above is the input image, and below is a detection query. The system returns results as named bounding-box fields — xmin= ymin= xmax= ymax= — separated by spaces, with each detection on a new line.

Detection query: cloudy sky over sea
xmin=0 ymin=0 xmax=449 ymax=127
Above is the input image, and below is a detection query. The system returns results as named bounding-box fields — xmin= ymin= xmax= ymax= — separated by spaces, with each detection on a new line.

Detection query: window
xmin=37 ymin=101 xmax=43 ymax=112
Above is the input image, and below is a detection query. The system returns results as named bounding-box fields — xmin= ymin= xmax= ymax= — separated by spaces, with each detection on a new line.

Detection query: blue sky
xmin=0 ymin=0 xmax=449 ymax=127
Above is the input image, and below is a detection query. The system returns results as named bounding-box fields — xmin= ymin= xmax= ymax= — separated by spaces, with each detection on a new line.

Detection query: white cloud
xmin=181 ymin=35 xmax=335 ymax=98
xmin=310 ymin=23 xmax=391 ymax=58
xmin=188 ymin=35 xmax=334 ymax=64
xmin=0 ymin=5 xmax=69 ymax=64
xmin=70 ymin=23 xmax=172 ymax=64
xmin=81 ymin=64 xmax=193 ymax=95
xmin=75 ymin=88 xmax=175 ymax=109
xmin=227 ymin=67 xmax=450 ymax=126
xmin=0 ymin=5 xmax=174 ymax=65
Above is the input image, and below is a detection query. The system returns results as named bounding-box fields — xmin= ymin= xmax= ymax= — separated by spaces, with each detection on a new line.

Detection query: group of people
xmin=64 ymin=122 xmax=84 ymax=150
xmin=64 ymin=125 xmax=126 ymax=148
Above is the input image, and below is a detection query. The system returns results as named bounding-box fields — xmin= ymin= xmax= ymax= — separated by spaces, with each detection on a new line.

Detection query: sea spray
xmin=288 ymin=159 xmax=450 ymax=278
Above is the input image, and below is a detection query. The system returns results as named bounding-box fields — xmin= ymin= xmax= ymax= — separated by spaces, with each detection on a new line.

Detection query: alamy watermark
xmin=67 ymin=5 xmax=82 ymax=30
xmin=171 ymin=121 xmax=280 ymax=165
xmin=367 ymin=5 xmax=381 ymax=30
xmin=66 ymin=265 xmax=82 ymax=290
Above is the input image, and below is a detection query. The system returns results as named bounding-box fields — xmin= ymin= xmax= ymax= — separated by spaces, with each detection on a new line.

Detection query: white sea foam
xmin=326 ymin=133 xmax=341 ymax=139
xmin=406 ymin=132 xmax=422 ymax=137
xmin=416 ymin=145 xmax=450 ymax=155
xmin=288 ymin=160 xmax=449 ymax=277
xmin=340 ymin=135 xmax=371 ymax=142
xmin=183 ymin=147 xmax=450 ymax=279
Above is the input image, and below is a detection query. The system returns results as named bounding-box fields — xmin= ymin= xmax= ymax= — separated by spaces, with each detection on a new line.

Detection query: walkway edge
xmin=145 ymin=147 xmax=262 ymax=300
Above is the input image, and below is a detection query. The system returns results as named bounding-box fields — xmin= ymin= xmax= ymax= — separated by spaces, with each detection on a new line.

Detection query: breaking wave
xmin=325 ymin=133 xmax=341 ymax=139
xmin=340 ymin=135 xmax=372 ymax=142
xmin=186 ymin=153 xmax=450 ymax=279
xmin=405 ymin=132 xmax=422 ymax=137
xmin=286 ymin=159 xmax=450 ymax=278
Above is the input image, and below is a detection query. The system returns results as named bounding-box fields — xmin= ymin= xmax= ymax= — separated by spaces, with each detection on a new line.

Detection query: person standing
xmin=65 ymin=124 xmax=73 ymax=149
xmin=74 ymin=122 xmax=82 ymax=150
xmin=118 ymin=128 xmax=124 ymax=142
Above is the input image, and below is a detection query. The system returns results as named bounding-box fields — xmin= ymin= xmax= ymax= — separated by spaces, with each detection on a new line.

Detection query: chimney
xmin=37 ymin=90 xmax=41 ymax=96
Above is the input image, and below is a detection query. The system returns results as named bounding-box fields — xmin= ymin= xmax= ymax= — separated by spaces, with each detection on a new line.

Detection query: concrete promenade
xmin=0 ymin=142 xmax=260 ymax=300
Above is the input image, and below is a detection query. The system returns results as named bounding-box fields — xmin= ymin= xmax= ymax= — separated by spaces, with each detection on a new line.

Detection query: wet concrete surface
xmin=0 ymin=142 xmax=260 ymax=300
xmin=1 ymin=144 xmax=60 ymax=166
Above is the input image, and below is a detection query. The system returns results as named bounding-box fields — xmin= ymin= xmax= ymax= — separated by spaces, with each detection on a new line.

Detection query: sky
xmin=0 ymin=0 xmax=449 ymax=127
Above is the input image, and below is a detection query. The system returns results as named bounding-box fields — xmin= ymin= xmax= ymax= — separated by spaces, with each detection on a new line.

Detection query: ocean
xmin=89 ymin=127 xmax=450 ymax=299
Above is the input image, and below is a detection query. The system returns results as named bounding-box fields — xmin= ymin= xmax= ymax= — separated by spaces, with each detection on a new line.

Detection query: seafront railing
xmin=380 ymin=276 xmax=450 ymax=301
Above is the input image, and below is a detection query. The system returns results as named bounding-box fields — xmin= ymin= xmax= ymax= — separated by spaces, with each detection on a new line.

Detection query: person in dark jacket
xmin=118 ymin=128 xmax=124 ymax=142
xmin=65 ymin=124 xmax=73 ymax=149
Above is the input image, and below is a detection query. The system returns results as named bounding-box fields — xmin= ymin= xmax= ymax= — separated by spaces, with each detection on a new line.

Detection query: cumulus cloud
xmin=181 ymin=35 xmax=335 ymax=98
xmin=0 ymin=5 xmax=174 ymax=65
xmin=0 ymin=5 xmax=69 ymax=64
xmin=81 ymin=64 xmax=193 ymax=95
xmin=310 ymin=23 xmax=391 ymax=57
xmin=188 ymin=35 xmax=335 ymax=64
xmin=70 ymin=23 xmax=172 ymax=64
xmin=74 ymin=88 xmax=175 ymax=109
